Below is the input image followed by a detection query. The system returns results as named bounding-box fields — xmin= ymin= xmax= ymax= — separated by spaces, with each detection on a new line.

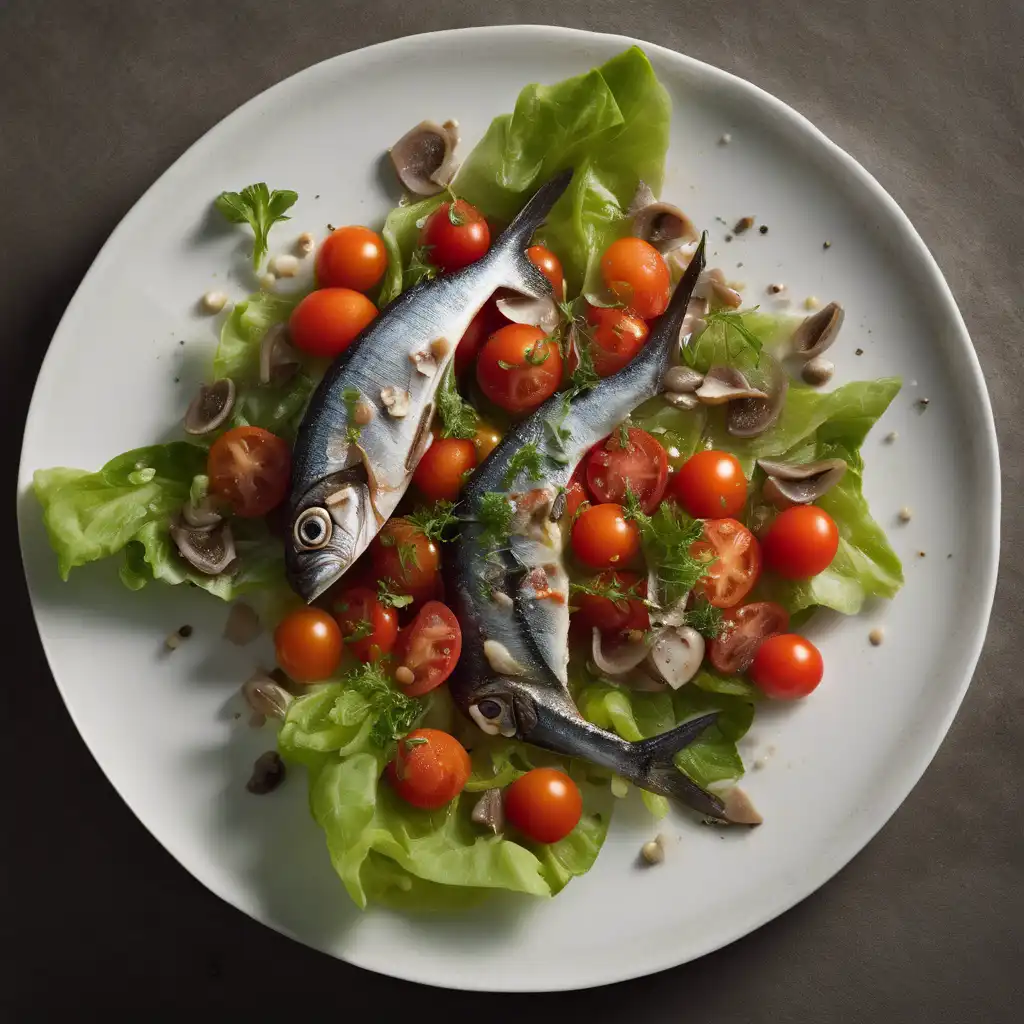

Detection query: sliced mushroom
xmin=591 ymin=627 xmax=650 ymax=676
xmin=380 ymin=386 xmax=410 ymax=418
xmin=170 ymin=518 xmax=235 ymax=575
xmin=632 ymin=207 xmax=698 ymax=256
xmin=241 ymin=671 xmax=293 ymax=720
xmin=662 ymin=366 xmax=704 ymax=394
xmin=223 ymin=601 xmax=262 ymax=645
xmin=471 ymin=788 xmax=505 ymax=834
xmin=719 ymin=786 xmax=763 ymax=825
xmin=647 ymin=627 xmax=704 ymax=690
xmin=495 ymin=293 xmax=560 ymax=331
xmin=728 ymin=356 xmax=788 ymax=438
xmin=389 ymin=120 xmax=460 ymax=196
xmin=665 ymin=392 xmax=701 ymax=411
xmin=790 ymin=301 xmax=844 ymax=360
xmin=680 ymin=294 xmax=709 ymax=340
xmin=757 ymin=457 xmax=847 ymax=504
xmin=695 ymin=366 xmax=769 ymax=405
xmin=703 ymin=268 xmax=742 ymax=309
xmin=182 ymin=496 xmax=222 ymax=529
xmin=801 ymin=356 xmax=835 ymax=387
xmin=259 ymin=323 xmax=302 ymax=386
xmin=183 ymin=379 xmax=235 ymax=435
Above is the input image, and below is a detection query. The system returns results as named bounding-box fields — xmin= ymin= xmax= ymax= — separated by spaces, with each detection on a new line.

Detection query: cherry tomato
xmin=421 ymin=200 xmax=491 ymax=272
xmin=584 ymin=305 xmax=649 ymax=377
xmin=585 ymin=428 xmax=668 ymax=514
xmin=476 ymin=324 xmax=563 ymax=414
xmin=672 ymin=450 xmax=748 ymax=519
xmin=762 ymin=505 xmax=840 ymax=579
xmin=315 ymin=225 xmax=387 ymax=292
xmin=571 ymin=503 xmax=641 ymax=569
xmin=527 ymin=244 xmax=565 ymax=296
xmin=387 ymin=728 xmax=471 ymax=809
xmin=573 ymin=571 xmax=649 ymax=635
xmin=455 ymin=298 xmax=504 ymax=376
xmin=394 ymin=601 xmax=462 ymax=696
xmin=600 ymin=237 xmax=670 ymax=319
xmin=750 ymin=634 xmax=824 ymax=699
xmin=207 ymin=425 xmax=291 ymax=518
xmin=691 ymin=518 xmax=762 ymax=608
xmin=564 ymin=478 xmax=589 ymax=521
xmin=707 ymin=601 xmax=790 ymax=674
xmin=371 ymin=518 xmax=441 ymax=604
xmin=329 ymin=586 xmax=398 ymax=663
xmin=472 ymin=419 xmax=504 ymax=461
xmin=504 ymin=768 xmax=583 ymax=844
xmin=289 ymin=287 xmax=377 ymax=358
xmin=413 ymin=437 xmax=477 ymax=502
xmin=274 ymin=607 xmax=343 ymax=682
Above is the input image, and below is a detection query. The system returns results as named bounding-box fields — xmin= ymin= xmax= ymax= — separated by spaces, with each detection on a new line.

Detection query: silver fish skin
xmin=444 ymin=235 xmax=728 ymax=819
xmin=285 ymin=170 xmax=573 ymax=602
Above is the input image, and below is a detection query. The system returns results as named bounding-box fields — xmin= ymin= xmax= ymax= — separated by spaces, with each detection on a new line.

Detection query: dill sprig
xmin=338 ymin=662 xmax=424 ymax=748
xmin=684 ymin=598 xmax=725 ymax=640
xmin=405 ymin=500 xmax=459 ymax=542
xmin=405 ymin=245 xmax=438 ymax=287
xmin=377 ymin=579 xmax=414 ymax=609
xmin=436 ymin=364 xmax=478 ymax=439
xmin=631 ymin=501 xmax=715 ymax=607
xmin=476 ymin=492 xmax=515 ymax=544
xmin=570 ymin=574 xmax=651 ymax=608
xmin=502 ymin=442 xmax=544 ymax=487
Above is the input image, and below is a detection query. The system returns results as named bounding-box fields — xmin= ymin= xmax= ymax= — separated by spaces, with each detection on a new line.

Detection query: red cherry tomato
xmin=413 ymin=437 xmax=477 ymax=502
xmin=600 ymin=237 xmax=670 ymax=319
xmin=571 ymin=503 xmax=641 ymax=569
xmin=421 ymin=200 xmax=491 ymax=272
xmin=329 ymin=585 xmax=399 ymax=663
xmin=584 ymin=305 xmax=649 ymax=377
xmin=564 ymin=477 xmax=589 ymax=521
xmin=691 ymin=518 xmax=762 ymax=608
xmin=707 ymin=601 xmax=790 ymax=674
xmin=387 ymin=729 xmax=471 ymax=809
xmin=476 ymin=324 xmax=563 ymax=414
xmin=315 ymin=225 xmax=388 ymax=292
xmin=572 ymin=571 xmax=649 ymax=635
xmin=455 ymin=298 xmax=505 ymax=376
xmin=371 ymin=518 xmax=441 ymax=604
xmin=762 ymin=505 xmax=840 ymax=579
xmin=504 ymin=768 xmax=583 ymax=844
xmin=750 ymin=634 xmax=824 ymax=699
xmin=527 ymin=244 xmax=565 ymax=296
xmin=289 ymin=287 xmax=377 ymax=358
xmin=585 ymin=427 xmax=668 ymax=514
xmin=394 ymin=601 xmax=463 ymax=697
xmin=672 ymin=450 xmax=748 ymax=519
xmin=207 ymin=425 xmax=291 ymax=518
xmin=274 ymin=608 xmax=343 ymax=682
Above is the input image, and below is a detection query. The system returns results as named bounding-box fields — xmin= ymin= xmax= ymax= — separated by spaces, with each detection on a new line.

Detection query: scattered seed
xmin=201 ymin=290 xmax=228 ymax=314
xmin=179 ymin=339 xmax=185 ymax=346
xmin=295 ymin=231 xmax=316 ymax=256
xmin=855 ymin=347 xmax=864 ymax=356
xmin=641 ymin=837 xmax=665 ymax=865
xmin=164 ymin=624 xmax=193 ymax=651
xmin=270 ymin=253 xmax=300 ymax=278
xmin=918 ymin=550 xmax=927 ymax=558
xmin=767 ymin=283 xmax=785 ymax=295
xmin=247 ymin=751 xmax=286 ymax=795
xmin=395 ymin=665 xmax=415 ymax=686
xmin=759 ymin=224 xmax=769 ymax=235
xmin=804 ymin=296 xmax=819 ymax=310
xmin=869 ymin=627 xmax=885 ymax=646
xmin=823 ymin=240 xmax=832 ymax=249
xmin=724 ymin=234 xmax=733 ymax=242
xmin=947 ymin=553 xmax=953 ymax=560
xmin=718 ymin=132 xmax=732 ymax=145
xmin=898 ymin=506 xmax=913 ymax=523
xmin=179 ymin=624 xmax=194 ymax=638
xmin=734 ymin=216 xmax=755 ymax=234
xmin=885 ymin=431 xmax=898 ymax=443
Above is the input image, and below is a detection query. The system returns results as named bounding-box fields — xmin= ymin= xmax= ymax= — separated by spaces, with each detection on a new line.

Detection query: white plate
xmin=17 ymin=26 xmax=999 ymax=992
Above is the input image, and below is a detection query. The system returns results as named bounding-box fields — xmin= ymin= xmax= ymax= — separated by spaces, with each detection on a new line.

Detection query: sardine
xmin=285 ymin=170 xmax=574 ymax=602
xmin=445 ymin=234 xmax=729 ymax=818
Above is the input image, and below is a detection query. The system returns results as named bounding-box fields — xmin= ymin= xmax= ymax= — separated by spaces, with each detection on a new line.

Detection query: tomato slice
xmin=585 ymin=428 xmax=668 ymax=513
xmin=691 ymin=518 xmax=762 ymax=608
xmin=572 ymin=570 xmax=649 ymax=635
xmin=707 ymin=601 xmax=790 ymax=673
xmin=395 ymin=601 xmax=462 ymax=696
xmin=207 ymin=425 xmax=291 ymax=518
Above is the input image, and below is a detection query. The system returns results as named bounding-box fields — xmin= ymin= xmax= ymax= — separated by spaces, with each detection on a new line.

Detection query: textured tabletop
xmin=3 ymin=0 xmax=1021 ymax=1018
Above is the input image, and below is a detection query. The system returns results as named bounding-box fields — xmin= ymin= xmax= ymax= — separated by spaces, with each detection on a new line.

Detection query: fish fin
xmin=633 ymin=712 xmax=727 ymax=819
xmin=492 ymin=168 xmax=574 ymax=298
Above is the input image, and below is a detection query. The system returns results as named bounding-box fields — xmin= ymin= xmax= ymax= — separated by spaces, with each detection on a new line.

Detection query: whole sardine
xmin=444 ymin=234 xmax=728 ymax=818
xmin=285 ymin=170 xmax=574 ymax=602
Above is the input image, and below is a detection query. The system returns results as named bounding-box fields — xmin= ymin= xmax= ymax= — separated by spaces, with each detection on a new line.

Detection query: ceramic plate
xmin=17 ymin=26 xmax=999 ymax=991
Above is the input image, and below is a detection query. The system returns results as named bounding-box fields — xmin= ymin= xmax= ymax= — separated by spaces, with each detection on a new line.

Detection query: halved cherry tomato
xmin=708 ymin=601 xmax=790 ymax=674
xmin=571 ymin=503 xmax=641 ymax=569
xmin=750 ymin=633 xmax=824 ymax=699
xmin=600 ymin=237 xmax=670 ymax=319
xmin=672 ymin=450 xmax=748 ymax=519
xmin=472 ymin=419 xmax=504 ymax=461
xmin=585 ymin=305 xmax=649 ymax=377
xmin=762 ymin=505 xmax=840 ymax=579
xmin=413 ymin=437 xmax=477 ymax=502
xmin=573 ymin=571 xmax=649 ymax=635
xmin=476 ymin=324 xmax=563 ymax=414
xmin=692 ymin=518 xmax=762 ymax=608
xmin=585 ymin=427 xmax=668 ymax=514
xmin=564 ymin=477 xmax=589 ymax=521
xmin=371 ymin=518 xmax=441 ymax=604
xmin=504 ymin=768 xmax=583 ymax=843
xmin=387 ymin=728 xmax=471 ymax=809
xmin=274 ymin=607 xmax=343 ymax=682
xmin=289 ymin=287 xmax=377 ymax=358
xmin=527 ymin=244 xmax=565 ymax=297
xmin=421 ymin=200 xmax=491 ymax=272
xmin=394 ymin=600 xmax=462 ymax=697
xmin=455 ymin=298 xmax=505 ymax=376
xmin=329 ymin=585 xmax=399 ymax=663
xmin=315 ymin=225 xmax=387 ymax=292
xmin=207 ymin=425 xmax=291 ymax=518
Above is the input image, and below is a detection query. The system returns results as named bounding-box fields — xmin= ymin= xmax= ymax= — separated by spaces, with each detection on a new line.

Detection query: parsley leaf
xmin=343 ymin=619 xmax=375 ymax=643
xmin=377 ymin=579 xmax=414 ymax=609
xmin=502 ymin=442 xmax=544 ymax=487
xmin=340 ymin=662 xmax=423 ymax=748
xmin=477 ymin=492 xmax=515 ymax=543
xmin=405 ymin=500 xmax=459 ymax=542
xmin=405 ymin=245 xmax=438 ymax=287
xmin=633 ymin=503 xmax=713 ymax=607
xmin=684 ymin=598 xmax=725 ymax=640
xmin=214 ymin=183 xmax=298 ymax=270
xmin=436 ymin=364 xmax=478 ymax=439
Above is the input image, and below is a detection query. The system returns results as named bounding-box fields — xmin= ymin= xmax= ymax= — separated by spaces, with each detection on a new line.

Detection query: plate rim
xmin=17 ymin=24 xmax=1001 ymax=991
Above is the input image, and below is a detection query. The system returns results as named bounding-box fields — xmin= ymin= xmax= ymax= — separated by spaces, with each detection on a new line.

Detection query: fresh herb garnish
xmin=502 ymin=442 xmax=544 ymax=487
xmin=377 ymin=579 xmax=414 ymax=609
xmin=406 ymin=500 xmax=459 ymax=542
xmin=704 ymin=307 xmax=763 ymax=362
xmin=570 ymin=575 xmax=650 ymax=608
xmin=343 ymin=619 xmax=375 ymax=643
xmin=405 ymin=245 xmax=438 ymax=287
xmin=617 ymin=422 xmax=631 ymax=448
xmin=340 ymin=662 xmax=423 ymax=748
xmin=343 ymin=387 xmax=363 ymax=443
xmin=477 ymin=492 xmax=515 ymax=543
xmin=684 ymin=599 xmax=725 ymax=640
xmin=543 ymin=393 xmax=574 ymax=464
xmin=379 ymin=531 xmax=421 ymax=573
xmin=436 ymin=364 xmax=478 ymax=439
xmin=214 ymin=183 xmax=298 ymax=270
xmin=631 ymin=502 xmax=714 ymax=606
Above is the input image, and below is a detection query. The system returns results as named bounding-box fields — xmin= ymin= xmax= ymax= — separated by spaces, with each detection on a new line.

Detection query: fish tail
xmin=629 ymin=712 xmax=726 ymax=819
xmin=491 ymin=168 xmax=574 ymax=298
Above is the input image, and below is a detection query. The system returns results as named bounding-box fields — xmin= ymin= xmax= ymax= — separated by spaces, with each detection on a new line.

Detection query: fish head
xmin=285 ymin=475 xmax=375 ymax=603
xmin=465 ymin=677 xmax=539 ymax=739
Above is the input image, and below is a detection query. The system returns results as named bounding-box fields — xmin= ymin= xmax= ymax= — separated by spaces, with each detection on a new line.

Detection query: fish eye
xmin=294 ymin=507 xmax=333 ymax=551
xmin=469 ymin=695 xmax=517 ymax=738
xmin=477 ymin=699 xmax=503 ymax=720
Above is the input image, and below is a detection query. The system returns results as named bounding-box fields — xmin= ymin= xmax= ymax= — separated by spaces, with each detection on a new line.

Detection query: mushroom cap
xmin=591 ymin=627 xmax=650 ymax=676
xmin=495 ymin=293 xmax=561 ymax=331
xmin=757 ymin=457 xmax=847 ymax=504
xmin=662 ymin=365 xmax=705 ymax=394
xmin=259 ymin=323 xmax=302 ymax=386
xmin=791 ymin=301 xmax=844 ymax=359
xmin=646 ymin=626 xmax=705 ymax=690
xmin=170 ymin=517 xmax=236 ymax=575
xmin=727 ymin=355 xmax=788 ymax=438
xmin=629 ymin=180 xmax=698 ymax=253
xmin=183 ymin=379 xmax=235 ymax=435
xmin=389 ymin=120 xmax=460 ymax=196
xmin=696 ymin=365 xmax=769 ymax=405
xmin=801 ymin=355 xmax=835 ymax=387
xmin=241 ymin=671 xmax=293 ymax=720
xmin=471 ymin=788 xmax=505 ymax=834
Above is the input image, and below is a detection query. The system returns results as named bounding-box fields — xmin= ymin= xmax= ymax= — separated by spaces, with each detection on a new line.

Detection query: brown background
xmin=3 ymin=0 xmax=1021 ymax=1018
